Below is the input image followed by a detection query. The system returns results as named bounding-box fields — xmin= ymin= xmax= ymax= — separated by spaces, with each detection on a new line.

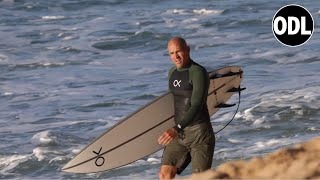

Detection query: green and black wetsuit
xmin=168 ymin=60 xmax=210 ymax=130
xmin=161 ymin=60 xmax=215 ymax=174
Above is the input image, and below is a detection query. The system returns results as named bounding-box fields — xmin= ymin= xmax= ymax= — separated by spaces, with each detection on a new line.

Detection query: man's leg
xmin=159 ymin=165 xmax=177 ymax=180
xmin=160 ymin=138 xmax=190 ymax=179
xmin=190 ymin=143 xmax=214 ymax=173
xmin=190 ymin=124 xmax=215 ymax=174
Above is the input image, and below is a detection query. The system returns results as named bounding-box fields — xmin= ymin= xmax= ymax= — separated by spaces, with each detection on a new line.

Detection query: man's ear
xmin=187 ymin=45 xmax=190 ymax=53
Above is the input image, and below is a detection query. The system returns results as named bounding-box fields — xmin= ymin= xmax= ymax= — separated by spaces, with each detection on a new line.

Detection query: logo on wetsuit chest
xmin=173 ymin=80 xmax=181 ymax=87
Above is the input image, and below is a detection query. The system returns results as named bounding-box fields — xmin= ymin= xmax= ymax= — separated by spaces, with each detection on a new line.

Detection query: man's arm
xmin=168 ymin=66 xmax=176 ymax=89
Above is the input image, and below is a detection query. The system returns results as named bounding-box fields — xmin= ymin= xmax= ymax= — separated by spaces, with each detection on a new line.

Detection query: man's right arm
xmin=168 ymin=67 xmax=176 ymax=90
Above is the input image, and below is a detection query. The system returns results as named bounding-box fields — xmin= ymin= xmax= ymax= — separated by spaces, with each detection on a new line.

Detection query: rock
xmin=187 ymin=137 xmax=320 ymax=179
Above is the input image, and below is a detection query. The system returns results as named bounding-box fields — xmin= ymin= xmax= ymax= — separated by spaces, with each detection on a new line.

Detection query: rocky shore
xmin=188 ymin=137 xmax=320 ymax=179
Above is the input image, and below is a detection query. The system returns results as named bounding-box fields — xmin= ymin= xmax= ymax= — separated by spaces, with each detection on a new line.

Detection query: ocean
xmin=0 ymin=0 xmax=319 ymax=179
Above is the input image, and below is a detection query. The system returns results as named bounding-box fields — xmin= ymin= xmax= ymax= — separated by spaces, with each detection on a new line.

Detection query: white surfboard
xmin=62 ymin=66 xmax=244 ymax=173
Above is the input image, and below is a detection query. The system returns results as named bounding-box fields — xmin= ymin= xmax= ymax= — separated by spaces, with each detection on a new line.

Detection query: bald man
xmin=158 ymin=37 xmax=215 ymax=179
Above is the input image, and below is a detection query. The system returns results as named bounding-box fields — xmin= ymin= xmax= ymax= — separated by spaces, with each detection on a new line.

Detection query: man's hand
xmin=158 ymin=128 xmax=178 ymax=146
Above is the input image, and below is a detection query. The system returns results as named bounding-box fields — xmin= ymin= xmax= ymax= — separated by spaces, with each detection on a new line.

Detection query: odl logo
xmin=272 ymin=4 xmax=314 ymax=47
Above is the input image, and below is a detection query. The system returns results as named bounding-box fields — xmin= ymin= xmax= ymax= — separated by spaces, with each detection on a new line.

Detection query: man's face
xmin=167 ymin=41 xmax=190 ymax=68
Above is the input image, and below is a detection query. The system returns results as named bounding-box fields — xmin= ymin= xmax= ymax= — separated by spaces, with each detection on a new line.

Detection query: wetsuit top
xmin=168 ymin=59 xmax=210 ymax=130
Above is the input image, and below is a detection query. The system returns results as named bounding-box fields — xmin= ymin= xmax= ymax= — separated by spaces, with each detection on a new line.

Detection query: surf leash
xmin=214 ymin=86 xmax=246 ymax=134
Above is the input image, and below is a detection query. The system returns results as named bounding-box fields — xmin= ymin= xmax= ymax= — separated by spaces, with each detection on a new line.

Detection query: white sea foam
xmin=237 ymin=104 xmax=258 ymax=122
xmin=214 ymin=148 xmax=235 ymax=158
xmin=33 ymin=147 xmax=46 ymax=161
xmin=193 ymin=9 xmax=223 ymax=15
xmin=181 ymin=18 xmax=201 ymax=29
xmin=0 ymin=155 xmax=31 ymax=174
xmin=182 ymin=18 xmax=198 ymax=23
xmin=164 ymin=18 xmax=176 ymax=28
xmin=57 ymin=32 xmax=79 ymax=41
xmin=61 ymin=27 xmax=79 ymax=31
xmin=147 ymin=158 xmax=160 ymax=164
xmin=0 ymin=54 xmax=8 ymax=62
xmin=94 ymin=17 xmax=105 ymax=21
xmin=42 ymin=16 xmax=65 ymax=20
xmin=216 ymin=137 xmax=304 ymax=160
xmin=46 ymin=46 xmax=58 ymax=50
xmin=171 ymin=9 xmax=188 ymax=15
xmin=32 ymin=147 xmax=64 ymax=161
xmin=3 ymin=92 xmax=13 ymax=96
xmin=134 ymin=30 xmax=143 ymax=35
xmin=227 ymin=138 xmax=243 ymax=144
xmin=253 ymin=116 xmax=266 ymax=126
xmin=308 ymin=127 xmax=319 ymax=131
xmin=89 ymin=117 xmax=121 ymax=133
xmin=72 ymin=149 xmax=81 ymax=154
xmin=166 ymin=8 xmax=223 ymax=16
xmin=42 ymin=63 xmax=52 ymax=66
xmin=31 ymin=131 xmax=57 ymax=146
xmin=212 ymin=111 xmax=235 ymax=123
xmin=264 ymin=87 xmax=320 ymax=109
xmin=121 ymin=159 xmax=147 ymax=168
xmin=45 ymin=62 xmax=65 ymax=66
xmin=49 ymin=156 xmax=67 ymax=164
xmin=251 ymin=48 xmax=319 ymax=65
xmin=62 ymin=36 xmax=77 ymax=41
xmin=255 ymin=139 xmax=280 ymax=148
xmin=46 ymin=45 xmax=72 ymax=52
xmin=237 ymin=86 xmax=320 ymax=125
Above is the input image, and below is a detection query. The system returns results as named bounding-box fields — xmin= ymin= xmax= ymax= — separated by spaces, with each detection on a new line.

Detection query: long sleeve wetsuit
xmin=168 ymin=60 xmax=210 ymax=130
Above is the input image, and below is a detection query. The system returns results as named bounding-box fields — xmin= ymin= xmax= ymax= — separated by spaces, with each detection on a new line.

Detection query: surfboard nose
xmin=61 ymin=164 xmax=72 ymax=172
xmin=61 ymin=157 xmax=97 ymax=173
xmin=61 ymin=159 xmax=78 ymax=173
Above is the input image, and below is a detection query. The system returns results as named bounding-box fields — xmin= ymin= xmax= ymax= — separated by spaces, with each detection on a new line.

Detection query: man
xmin=158 ymin=37 xmax=215 ymax=179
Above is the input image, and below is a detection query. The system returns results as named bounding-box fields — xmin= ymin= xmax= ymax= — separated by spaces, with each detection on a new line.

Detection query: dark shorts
xmin=161 ymin=122 xmax=215 ymax=174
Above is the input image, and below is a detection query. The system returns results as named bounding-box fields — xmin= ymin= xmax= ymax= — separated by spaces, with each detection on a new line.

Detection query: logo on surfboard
xmin=93 ymin=147 xmax=105 ymax=166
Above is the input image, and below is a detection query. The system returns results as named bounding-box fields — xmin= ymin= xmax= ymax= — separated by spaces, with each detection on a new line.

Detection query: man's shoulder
xmin=169 ymin=66 xmax=176 ymax=71
xmin=168 ymin=66 xmax=176 ymax=78
xmin=190 ymin=61 xmax=208 ymax=74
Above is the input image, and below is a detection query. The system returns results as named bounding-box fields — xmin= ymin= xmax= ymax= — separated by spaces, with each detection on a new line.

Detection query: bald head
xmin=167 ymin=37 xmax=188 ymax=49
xmin=167 ymin=37 xmax=191 ymax=68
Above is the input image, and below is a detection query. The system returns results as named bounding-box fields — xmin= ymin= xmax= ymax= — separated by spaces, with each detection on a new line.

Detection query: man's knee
xmin=158 ymin=172 xmax=167 ymax=180
xmin=159 ymin=165 xmax=177 ymax=180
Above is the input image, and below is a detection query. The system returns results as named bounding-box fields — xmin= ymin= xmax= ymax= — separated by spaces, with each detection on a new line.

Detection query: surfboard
xmin=62 ymin=66 xmax=244 ymax=173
